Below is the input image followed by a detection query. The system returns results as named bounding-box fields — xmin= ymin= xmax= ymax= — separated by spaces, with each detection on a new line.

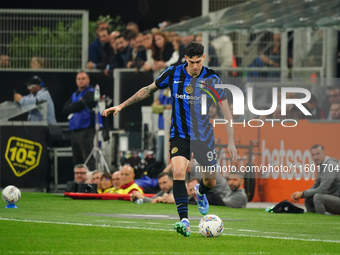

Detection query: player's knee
xmin=172 ymin=167 xmax=186 ymax=180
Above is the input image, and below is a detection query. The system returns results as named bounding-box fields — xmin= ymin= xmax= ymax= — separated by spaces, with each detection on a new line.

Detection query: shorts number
xmin=207 ymin=149 xmax=217 ymax=162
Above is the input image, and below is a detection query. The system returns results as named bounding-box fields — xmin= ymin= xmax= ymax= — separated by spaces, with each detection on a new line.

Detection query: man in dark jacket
xmin=63 ymin=71 xmax=98 ymax=170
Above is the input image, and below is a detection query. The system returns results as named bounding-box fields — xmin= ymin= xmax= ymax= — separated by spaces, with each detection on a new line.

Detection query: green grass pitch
xmin=0 ymin=192 xmax=339 ymax=254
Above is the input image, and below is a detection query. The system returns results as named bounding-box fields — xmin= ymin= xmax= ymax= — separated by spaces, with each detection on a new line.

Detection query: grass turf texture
xmin=0 ymin=193 xmax=339 ymax=255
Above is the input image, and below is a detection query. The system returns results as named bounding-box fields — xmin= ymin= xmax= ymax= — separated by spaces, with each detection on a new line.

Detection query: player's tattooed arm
xmin=102 ymin=82 xmax=159 ymax=117
xmin=121 ymin=82 xmax=158 ymax=109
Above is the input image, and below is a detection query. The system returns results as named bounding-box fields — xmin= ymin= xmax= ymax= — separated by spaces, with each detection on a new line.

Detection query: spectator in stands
xmin=63 ymin=71 xmax=98 ymax=171
xmin=97 ymin=172 xmax=115 ymax=194
xmin=305 ymin=94 xmax=326 ymax=119
xmin=167 ymin=30 xmax=186 ymax=66
xmin=126 ymin=21 xmax=139 ymax=33
xmin=115 ymin=165 xmax=144 ymax=194
xmin=114 ymin=34 xmax=131 ymax=68
xmin=112 ymin=171 xmax=122 ymax=191
xmin=127 ymin=32 xmax=147 ymax=69
xmin=288 ymin=105 xmax=306 ymax=120
xmin=90 ymin=170 xmax=102 ymax=185
xmin=14 ymin=75 xmax=56 ymax=124
xmin=30 ymin=56 xmax=46 ymax=69
xmin=151 ymin=31 xmax=176 ymax=72
xmin=141 ymin=30 xmax=154 ymax=71
xmin=211 ymin=34 xmax=234 ymax=76
xmin=73 ymin=164 xmax=90 ymax=183
xmin=194 ymin=34 xmax=219 ymax=67
xmin=329 ymin=103 xmax=340 ymax=120
xmin=109 ymin=31 xmax=120 ymax=54
xmin=0 ymin=54 xmax=10 ymax=68
xmin=291 ymin=144 xmax=340 ymax=213
xmin=170 ymin=33 xmax=194 ymax=67
xmin=168 ymin=31 xmax=181 ymax=45
xmin=226 ymin=170 xmax=248 ymax=208
xmin=88 ymin=19 xmax=110 ymax=66
xmin=87 ymin=29 xmax=113 ymax=70
xmin=248 ymin=32 xmax=282 ymax=78
xmin=104 ymin=31 xmax=121 ymax=76
xmin=286 ymin=91 xmax=309 ymax=120
xmin=181 ymin=34 xmax=195 ymax=46
xmin=323 ymin=86 xmax=340 ymax=120
xmin=259 ymin=33 xmax=281 ymax=68
xmin=131 ymin=172 xmax=174 ymax=203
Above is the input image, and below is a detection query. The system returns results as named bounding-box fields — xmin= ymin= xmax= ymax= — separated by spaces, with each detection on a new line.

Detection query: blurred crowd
xmin=85 ymin=18 xmax=340 ymax=122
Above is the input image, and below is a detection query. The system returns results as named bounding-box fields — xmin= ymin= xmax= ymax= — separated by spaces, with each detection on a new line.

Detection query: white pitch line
xmin=1 ymin=217 xmax=339 ymax=244
xmin=116 ymin=221 xmax=135 ymax=224
xmin=237 ymin=229 xmax=259 ymax=232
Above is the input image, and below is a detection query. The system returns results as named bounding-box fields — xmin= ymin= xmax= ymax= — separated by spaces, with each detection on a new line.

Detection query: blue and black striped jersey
xmin=155 ymin=63 xmax=227 ymax=141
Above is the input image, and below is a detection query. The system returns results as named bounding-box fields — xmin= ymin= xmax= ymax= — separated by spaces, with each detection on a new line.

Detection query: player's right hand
xmin=102 ymin=105 xmax=122 ymax=117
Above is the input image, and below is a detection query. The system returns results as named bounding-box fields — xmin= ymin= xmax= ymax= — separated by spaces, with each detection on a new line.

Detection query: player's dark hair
xmin=185 ymin=41 xmax=204 ymax=58
xmin=311 ymin=144 xmax=325 ymax=150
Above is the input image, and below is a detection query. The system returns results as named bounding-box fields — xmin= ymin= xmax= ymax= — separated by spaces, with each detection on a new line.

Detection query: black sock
xmin=198 ymin=179 xmax=212 ymax=195
xmin=173 ymin=180 xmax=188 ymax=220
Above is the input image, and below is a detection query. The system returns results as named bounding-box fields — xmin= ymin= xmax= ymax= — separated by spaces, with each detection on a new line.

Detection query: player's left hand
xmin=228 ymin=142 xmax=237 ymax=162
xmin=102 ymin=105 xmax=122 ymax=117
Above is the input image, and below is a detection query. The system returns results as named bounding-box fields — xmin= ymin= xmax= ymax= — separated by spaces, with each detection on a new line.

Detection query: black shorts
xmin=169 ymin=137 xmax=217 ymax=167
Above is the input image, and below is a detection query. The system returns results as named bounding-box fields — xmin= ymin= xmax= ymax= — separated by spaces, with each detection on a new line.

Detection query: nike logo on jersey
xmin=174 ymin=81 xmax=183 ymax=83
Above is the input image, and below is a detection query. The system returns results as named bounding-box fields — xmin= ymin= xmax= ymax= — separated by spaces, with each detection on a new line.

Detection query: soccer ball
xmin=198 ymin=214 xmax=224 ymax=237
xmin=2 ymin=185 xmax=21 ymax=204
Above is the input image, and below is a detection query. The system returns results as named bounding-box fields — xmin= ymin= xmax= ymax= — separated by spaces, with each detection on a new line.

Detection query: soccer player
xmin=102 ymin=42 xmax=237 ymax=237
